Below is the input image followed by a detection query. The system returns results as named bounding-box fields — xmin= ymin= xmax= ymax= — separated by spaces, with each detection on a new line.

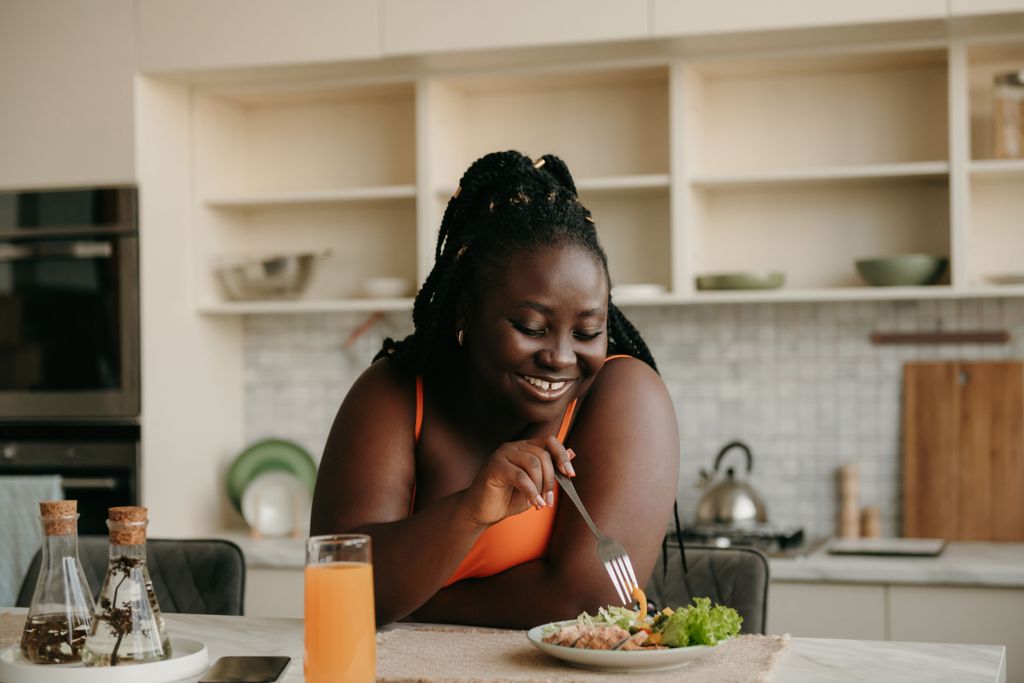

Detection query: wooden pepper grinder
xmin=838 ymin=463 xmax=860 ymax=538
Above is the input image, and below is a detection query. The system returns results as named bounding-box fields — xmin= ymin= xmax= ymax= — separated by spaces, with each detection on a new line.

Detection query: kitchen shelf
xmin=687 ymin=286 xmax=961 ymax=304
xmin=968 ymin=159 xmax=1024 ymax=176
xmin=690 ymin=162 xmax=949 ymax=188
xmin=205 ymin=185 xmax=418 ymax=208
xmin=436 ymin=174 xmax=671 ymax=198
xmin=198 ymin=298 xmax=415 ymax=315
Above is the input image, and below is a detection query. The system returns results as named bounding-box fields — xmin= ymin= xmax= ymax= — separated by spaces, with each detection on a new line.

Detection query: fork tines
xmin=604 ymin=554 xmax=639 ymax=605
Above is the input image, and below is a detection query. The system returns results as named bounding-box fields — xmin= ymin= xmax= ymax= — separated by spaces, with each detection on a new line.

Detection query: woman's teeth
xmin=524 ymin=376 xmax=566 ymax=391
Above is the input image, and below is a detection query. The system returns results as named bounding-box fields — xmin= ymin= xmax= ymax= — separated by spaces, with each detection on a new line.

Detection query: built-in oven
xmin=0 ymin=423 xmax=139 ymax=534
xmin=0 ymin=187 xmax=139 ymax=419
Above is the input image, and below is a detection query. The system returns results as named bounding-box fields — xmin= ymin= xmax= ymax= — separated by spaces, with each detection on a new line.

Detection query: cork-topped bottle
xmin=81 ymin=506 xmax=171 ymax=666
xmin=20 ymin=500 xmax=95 ymax=664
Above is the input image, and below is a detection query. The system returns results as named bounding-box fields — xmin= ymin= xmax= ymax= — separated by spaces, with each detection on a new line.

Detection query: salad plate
xmin=526 ymin=621 xmax=711 ymax=672
xmin=0 ymin=638 xmax=208 ymax=682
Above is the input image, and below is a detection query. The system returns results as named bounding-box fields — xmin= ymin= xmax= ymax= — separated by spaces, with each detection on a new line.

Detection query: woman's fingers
xmin=505 ymin=445 xmax=551 ymax=509
xmin=540 ymin=435 xmax=576 ymax=478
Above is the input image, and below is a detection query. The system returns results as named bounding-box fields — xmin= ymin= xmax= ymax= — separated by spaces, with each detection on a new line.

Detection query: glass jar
xmin=20 ymin=500 xmax=96 ymax=664
xmin=993 ymin=70 xmax=1024 ymax=159
xmin=81 ymin=506 xmax=171 ymax=666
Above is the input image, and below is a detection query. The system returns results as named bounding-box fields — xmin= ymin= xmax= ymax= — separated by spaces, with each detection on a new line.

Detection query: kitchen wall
xmin=243 ymin=298 xmax=1024 ymax=540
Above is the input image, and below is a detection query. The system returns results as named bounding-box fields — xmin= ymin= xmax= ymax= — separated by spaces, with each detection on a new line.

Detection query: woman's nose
xmin=537 ymin=334 xmax=575 ymax=369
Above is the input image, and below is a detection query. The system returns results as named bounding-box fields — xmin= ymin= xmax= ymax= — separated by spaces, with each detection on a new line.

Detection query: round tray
xmin=0 ymin=638 xmax=208 ymax=683
xmin=226 ymin=438 xmax=317 ymax=512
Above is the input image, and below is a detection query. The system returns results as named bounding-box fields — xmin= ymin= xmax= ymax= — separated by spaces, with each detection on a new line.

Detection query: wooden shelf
xmin=968 ymin=159 xmax=1024 ymax=177
xmin=436 ymin=174 xmax=671 ymax=198
xmin=690 ymin=162 xmax=949 ymax=188
xmin=205 ymin=185 xmax=417 ymax=208
xmin=198 ymin=297 xmax=415 ymax=315
xmin=688 ymin=286 xmax=962 ymax=304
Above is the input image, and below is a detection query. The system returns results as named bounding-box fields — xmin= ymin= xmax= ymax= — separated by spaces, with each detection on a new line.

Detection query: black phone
xmin=197 ymin=656 xmax=291 ymax=683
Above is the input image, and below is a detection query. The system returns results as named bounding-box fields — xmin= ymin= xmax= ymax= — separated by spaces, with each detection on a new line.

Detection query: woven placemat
xmin=377 ymin=626 xmax=790 ymax=683
xmin=0 ymin=613 xmax=26 ymax=649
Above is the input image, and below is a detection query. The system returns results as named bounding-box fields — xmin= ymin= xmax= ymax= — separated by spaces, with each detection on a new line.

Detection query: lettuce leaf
xmin=655 ymin=597 xmax=742 ymax=647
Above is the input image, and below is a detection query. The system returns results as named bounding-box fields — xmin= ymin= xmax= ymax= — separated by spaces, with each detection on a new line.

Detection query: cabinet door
xmin=137 ymin=0 xmax=378 ymax=73
xmin=890 ymin=586 xmax=1023 ymax=683
xmin=0 ymin=0 xmax=135 ymax=189
xmin=653 ymin=0 xmax=946 ymax=37
xmin=244 ymin=568 xmax=304 ymax=618
xmin=382 ymin=0 xmax=649 ymax=56
xmin=903 ymin=362 xmax=1024 ymax=541
xmin=949 ymin=0 xmax=1024 ymax=15
xmin=768 ymin=582 xmax=886 ymax=640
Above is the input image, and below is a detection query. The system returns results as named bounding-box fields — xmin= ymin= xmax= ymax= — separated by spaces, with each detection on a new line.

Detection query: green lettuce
xmin=656 ymin=597 xmax=742 ymax=647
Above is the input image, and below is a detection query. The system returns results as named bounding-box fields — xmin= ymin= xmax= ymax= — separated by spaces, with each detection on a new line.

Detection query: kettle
xmin=695 ymin=441 xmax=768 ymax=527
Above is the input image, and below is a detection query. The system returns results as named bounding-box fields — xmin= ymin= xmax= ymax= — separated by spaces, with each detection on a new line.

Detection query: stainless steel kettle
xmin=695 ymin=441 xmax=768 ymax=527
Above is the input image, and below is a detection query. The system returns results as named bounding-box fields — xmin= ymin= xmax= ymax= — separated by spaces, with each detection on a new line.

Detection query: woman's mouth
xmin=517 ymin=374 xmax=574 ymax=401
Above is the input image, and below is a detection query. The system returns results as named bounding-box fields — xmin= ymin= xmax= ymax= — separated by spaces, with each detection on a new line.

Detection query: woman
xmin=311 ymin=151 xmax=679 ymax=628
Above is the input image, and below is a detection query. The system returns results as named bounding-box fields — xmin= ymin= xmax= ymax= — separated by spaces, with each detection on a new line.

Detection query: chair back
xmin=644 ymin=541 xmax=769 ymax=635
xmin=17 ymin=537 xmax=246 ymax=616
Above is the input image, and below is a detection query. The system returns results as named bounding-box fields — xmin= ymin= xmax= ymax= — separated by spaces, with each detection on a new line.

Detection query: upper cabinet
xmin=382 ymin=0 xmax=649 ymax=56
xmin=136 ymin=0 xmax=379 ymax=73
xmin=653 ymin=0 xmax=946 ymax=37
xmin=0 ymin=0 xmax=135 ymax=189
xmin=950 ymin=0 xmax=1024 ymax=17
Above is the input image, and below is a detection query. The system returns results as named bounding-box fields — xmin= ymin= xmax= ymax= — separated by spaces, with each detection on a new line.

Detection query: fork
xmin=553 ymin=470 xmax=639 ymax=605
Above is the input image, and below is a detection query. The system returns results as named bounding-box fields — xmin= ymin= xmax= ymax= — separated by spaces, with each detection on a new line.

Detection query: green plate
xmin=695 ymin=272 xmax=785 ymax=291
xmin=226 ymin=439 xmax=317 ymax=513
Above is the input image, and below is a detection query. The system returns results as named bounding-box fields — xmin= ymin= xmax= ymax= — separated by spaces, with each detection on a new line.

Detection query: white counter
xmin=769 ymin=541 xmax=1024 ymax=588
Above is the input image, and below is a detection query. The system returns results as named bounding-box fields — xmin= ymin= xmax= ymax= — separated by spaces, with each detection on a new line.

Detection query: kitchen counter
xmin=224 ymin=533 xmax=1024 ymax=588
xmin=769 ymin=541 xmax=1024 ymax=588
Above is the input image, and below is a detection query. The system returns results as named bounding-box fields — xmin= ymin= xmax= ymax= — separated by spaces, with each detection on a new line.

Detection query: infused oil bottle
xmin=81 ymin=506 xmax=171 ymax=666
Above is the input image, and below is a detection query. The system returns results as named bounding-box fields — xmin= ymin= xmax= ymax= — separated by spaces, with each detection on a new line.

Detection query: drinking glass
xmin=305 ymin=534 xmax=375 ymax=683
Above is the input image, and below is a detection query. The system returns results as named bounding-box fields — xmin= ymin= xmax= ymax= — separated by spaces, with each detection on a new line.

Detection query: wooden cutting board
xmin=903 ymin=361 xmax=1024 ymax=541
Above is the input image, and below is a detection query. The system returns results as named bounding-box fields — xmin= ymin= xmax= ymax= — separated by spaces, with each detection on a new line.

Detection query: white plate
xmin=526 ymin=621 xmax=712 ymax=672
xmin=0 ymin=638 xmax=208 ymax=683
xmin=241 ymin=470 xmax=311 ymax=537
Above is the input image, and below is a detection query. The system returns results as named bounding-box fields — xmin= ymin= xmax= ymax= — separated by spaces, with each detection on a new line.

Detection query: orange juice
xmin=304 ymin=561 xmax=376 ymax=683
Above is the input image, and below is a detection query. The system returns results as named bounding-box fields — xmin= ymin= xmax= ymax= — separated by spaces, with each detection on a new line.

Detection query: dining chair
xmin=644 ymin=539 xmax=770 ymax=635
xmin=17 ymin=537 xmax=246 ymax=616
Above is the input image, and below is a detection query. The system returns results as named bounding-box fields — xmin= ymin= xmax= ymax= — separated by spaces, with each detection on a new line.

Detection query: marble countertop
xmin=223 ymin=532 xmax=1024 ymax=588
xmin=159 ymin=613 xmax=1005 ymax=682
xmin=769 ymin=540 xmax=1024 ymax=587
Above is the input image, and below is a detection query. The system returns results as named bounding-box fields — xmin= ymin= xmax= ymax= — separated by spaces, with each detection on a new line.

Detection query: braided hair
xmin=374 ymin=150 xmax=657 ymax=375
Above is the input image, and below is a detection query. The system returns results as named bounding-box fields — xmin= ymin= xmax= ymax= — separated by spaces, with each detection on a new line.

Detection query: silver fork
xmin=553 ymin=470 xmax=639 ymax=605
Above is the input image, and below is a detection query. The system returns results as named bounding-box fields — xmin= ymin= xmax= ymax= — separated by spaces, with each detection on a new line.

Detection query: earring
xmin=457 ymin=329 xmax=465 ymax=347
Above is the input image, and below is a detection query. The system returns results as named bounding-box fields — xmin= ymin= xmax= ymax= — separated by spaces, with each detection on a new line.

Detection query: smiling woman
xmin=311 ymin=151 xmax=680 ymax=629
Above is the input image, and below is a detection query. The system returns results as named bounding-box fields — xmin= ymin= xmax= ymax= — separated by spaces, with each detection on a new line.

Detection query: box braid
xmin=375 ymin=150 xmax=657 ymax=376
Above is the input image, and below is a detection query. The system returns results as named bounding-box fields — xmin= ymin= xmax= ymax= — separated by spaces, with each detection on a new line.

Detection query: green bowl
xmin=855 ymin=255 xmax=948 ymax=287
xmin=696 ymin=272 xmax=785 ymax=291
xmin=226 ymin=439 xmax=317 ymax=513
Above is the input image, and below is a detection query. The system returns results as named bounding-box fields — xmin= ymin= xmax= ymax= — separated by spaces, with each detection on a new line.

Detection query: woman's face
xmin=461 ymin=241 xmax=610 ymax=424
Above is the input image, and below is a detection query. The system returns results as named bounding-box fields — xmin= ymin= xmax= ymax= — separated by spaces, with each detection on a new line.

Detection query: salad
xmin=541 ymin=592 xmax=742 ymax=651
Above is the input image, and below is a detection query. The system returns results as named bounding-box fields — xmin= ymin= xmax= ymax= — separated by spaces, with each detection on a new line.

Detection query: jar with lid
xmin=19 ymin=500 xmax=95 ymax=664
xmin=993 ymin=69 xmax=1024 ymax=159
xmin=81 ymin=506 xmax=171 ymax=666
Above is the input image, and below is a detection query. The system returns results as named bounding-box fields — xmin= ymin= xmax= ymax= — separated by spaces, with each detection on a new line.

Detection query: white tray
xmin=0 ymin=638 xmax=208 ymax=683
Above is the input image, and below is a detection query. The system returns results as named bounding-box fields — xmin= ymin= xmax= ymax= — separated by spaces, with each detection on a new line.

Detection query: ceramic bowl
xmin=363 ymin=276 xmax=413 ymax=299
xmin=695 ymin=272 xmax=785 ymax=291
xmin=214 ymin=250 xmax=329 ymax=300
xmin=855 ymin=255 xmax=947 ymax=287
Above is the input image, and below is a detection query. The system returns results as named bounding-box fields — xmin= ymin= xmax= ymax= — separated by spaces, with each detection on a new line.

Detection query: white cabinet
xmin=136 ymin=0 xmax=379 ymax=73
xmin=768 ymin=582 xmax=887 ymax=640
xmin=653 ymin=0 xmax=946 ymax=38
xmin=382 ymin=0 xmax=649 ymax=56
xmin=245 ymin=568 xmax=304 ymax=618
xmin=950 ymin=0 xmax=1024 ymax=17
xmin=0 ymin=0 xmax=135 ymax=189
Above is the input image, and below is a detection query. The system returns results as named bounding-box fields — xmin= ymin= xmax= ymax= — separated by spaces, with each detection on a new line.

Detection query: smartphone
xmin=197 ymin=656 xmax=291 ymax=683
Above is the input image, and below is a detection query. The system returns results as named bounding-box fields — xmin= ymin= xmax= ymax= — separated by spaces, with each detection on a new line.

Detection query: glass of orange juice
xmin=305 ymin=534 xmax=375 ymax=683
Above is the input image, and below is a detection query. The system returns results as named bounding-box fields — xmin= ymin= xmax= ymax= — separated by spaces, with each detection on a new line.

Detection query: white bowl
xmin=363 ymin=277 xmax=412 ymax=299
xmin=241 ymin=470 xmax=311 ymax=537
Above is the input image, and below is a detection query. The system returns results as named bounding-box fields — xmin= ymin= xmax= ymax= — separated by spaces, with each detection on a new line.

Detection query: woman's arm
xmin=412 ymin=358 xmax=680 ymax=627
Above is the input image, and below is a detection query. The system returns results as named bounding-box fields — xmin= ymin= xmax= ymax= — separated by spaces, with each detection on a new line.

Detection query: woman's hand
xmin=458 ymin=435 xmax=576 ymax=527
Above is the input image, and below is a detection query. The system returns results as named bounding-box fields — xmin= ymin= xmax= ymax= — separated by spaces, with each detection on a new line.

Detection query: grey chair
xmin=18 ymin=537 xmax=246 ymax=616
xmin=644 ymin=539 xmax=770 ymax=635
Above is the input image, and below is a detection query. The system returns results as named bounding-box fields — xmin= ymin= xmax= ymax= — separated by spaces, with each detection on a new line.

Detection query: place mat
xmin=0 ymin=613 xmax=26 ymax=649
xmin=377 ymin=626 xmax=791 ymax=683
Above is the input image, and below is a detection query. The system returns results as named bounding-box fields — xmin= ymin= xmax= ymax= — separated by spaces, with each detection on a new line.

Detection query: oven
xmin=0 ymin=186 xmax=139 ymax=419
xmin=0 ymin=423 xmax=139 ymax=535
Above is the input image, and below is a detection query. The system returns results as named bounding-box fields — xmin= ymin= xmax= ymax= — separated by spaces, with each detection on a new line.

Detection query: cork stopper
xmin=108 ymin=506 xmax=148 ymax=545
xmin=39 ymin=500 xmax=78 ymax=536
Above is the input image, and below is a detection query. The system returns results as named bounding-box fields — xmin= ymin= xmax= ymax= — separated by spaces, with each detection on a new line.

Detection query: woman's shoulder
xmin=578 ymin=355 xmax=674 ymax=425
xmin=338 ymin=357 xmax=418 ymax=423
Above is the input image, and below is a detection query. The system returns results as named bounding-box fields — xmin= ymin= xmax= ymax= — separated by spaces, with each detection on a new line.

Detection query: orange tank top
xmin=414 ymin=355 xmax=631 ymax=586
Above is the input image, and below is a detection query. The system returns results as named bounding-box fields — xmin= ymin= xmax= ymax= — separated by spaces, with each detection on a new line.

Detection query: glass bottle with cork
xmin=20 ymin=500 xmax=95 ymax=664
xmin=81 ymin=506 xmax=172 ymax=666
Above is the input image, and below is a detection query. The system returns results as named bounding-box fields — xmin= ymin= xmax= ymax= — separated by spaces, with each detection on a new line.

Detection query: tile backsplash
xmin=244 ymin=298 xmax=1024 ymax=540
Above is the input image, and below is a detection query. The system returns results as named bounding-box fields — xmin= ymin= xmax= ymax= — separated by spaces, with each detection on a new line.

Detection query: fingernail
xmin=534 ymin=494 xmax=546 ymax=508
xmin=567 ymin=448 xmax=576 ymax=459
xmin=566 ymin=461 xmax=576 ymax=477
xmin=546 ymin=491 xmax=554 ymax=506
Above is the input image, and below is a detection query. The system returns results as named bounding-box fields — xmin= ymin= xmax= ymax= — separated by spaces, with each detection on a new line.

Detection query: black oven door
xmin=0 ymin=187 xmax=139 ymax=419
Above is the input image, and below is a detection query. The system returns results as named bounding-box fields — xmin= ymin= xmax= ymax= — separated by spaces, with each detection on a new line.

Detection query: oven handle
xmin=61 ymin=477 xmax=120 ymax=490
xmin=0 ymin=241 xmax=113 ymax=261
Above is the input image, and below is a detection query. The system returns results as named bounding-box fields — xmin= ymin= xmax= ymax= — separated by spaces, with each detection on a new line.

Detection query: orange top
xmin=414 ymin=355 xmax=631 ymax=586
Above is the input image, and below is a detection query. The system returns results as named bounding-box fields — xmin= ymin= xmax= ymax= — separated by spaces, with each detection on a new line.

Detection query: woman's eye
xmin=512 ymin=321 xmax=545 ymax=337
xmin=573 ymin=330 xmax=604 ymax=341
